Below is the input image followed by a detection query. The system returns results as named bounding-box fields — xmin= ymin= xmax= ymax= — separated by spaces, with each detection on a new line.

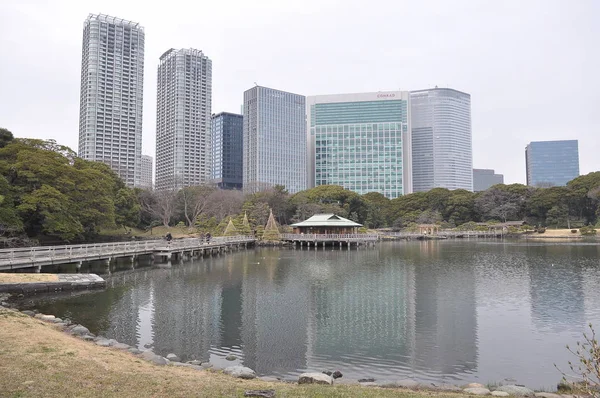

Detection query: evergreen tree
xmin=262 ymin=209 xmax=281 ymax=241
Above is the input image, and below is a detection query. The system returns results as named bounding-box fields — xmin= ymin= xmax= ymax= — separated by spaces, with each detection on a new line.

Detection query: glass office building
xmin=411 ymin=88 xmax=472 ymax=192
xmin=307 ymin=92 xmax=412 ymax=199
xmin=211 ymin=112 xmax=243 ymax=189
xmin=243 ymin=86 xmax=306 ymax=194
xmin=525 ymin=140 xmax=579 ymax=187
xmin=78 ymin=14 xmax=145 ymax=187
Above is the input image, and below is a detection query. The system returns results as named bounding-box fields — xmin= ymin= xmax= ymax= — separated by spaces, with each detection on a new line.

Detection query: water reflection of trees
xmin=36 ymin=243 xmax=480 ymax=380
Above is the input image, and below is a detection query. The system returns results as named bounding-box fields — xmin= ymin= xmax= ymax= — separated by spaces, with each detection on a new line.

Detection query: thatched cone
xmin=240 ymin=212 xmax=252 ymax=236
xmin=262 ymin=209 xmax=281 ymax=241
xmin=223 ymin=218 xmax=239 ymax=236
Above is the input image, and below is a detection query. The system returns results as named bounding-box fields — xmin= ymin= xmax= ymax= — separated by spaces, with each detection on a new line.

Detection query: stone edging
xmin=0 ymin=303 xmax=590 ymax=398
xmin=0 ymin=274 xmax=106 ymax=295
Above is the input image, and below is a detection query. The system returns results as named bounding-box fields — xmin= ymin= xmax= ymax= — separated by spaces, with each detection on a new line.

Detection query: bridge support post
xmin=34 ymin=265 xmax=41 ymax=273
xmin=76 ymin=261 xmax=82 ymax=273
xmin=104 ymin=258 xmax=111 ymax=275
xmin=130 ymin=256 xmax=136 ymax=270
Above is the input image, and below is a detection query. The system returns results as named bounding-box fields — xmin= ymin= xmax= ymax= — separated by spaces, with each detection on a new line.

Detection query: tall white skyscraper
xmin=411 ymin=88 xmax=472 ymax=192
xmin=78 ymin=14 xmax=145 ymax=187
xmin=155 ymin=48 xmax=212 ymax=191
xmin=243 ymin=86 xmax=306 ymax=194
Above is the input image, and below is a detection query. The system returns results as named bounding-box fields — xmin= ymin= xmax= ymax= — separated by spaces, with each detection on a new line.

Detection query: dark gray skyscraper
xmin=473 ymin=168 xmax=504 ymax=192
xmin=78 ymin=14 xmax=145 ymax=187
xmin=525 ymin=140 xmax=579 ymax=187
xmin=411 ymin=88 xmax=472 ymax=192
xmin=211 ymin=112 xmax=243 ymax=189
xmin=243 ymin=86 xmax=306 ymax=194
xmin=155 ymin=49 xmax=212 ymax=191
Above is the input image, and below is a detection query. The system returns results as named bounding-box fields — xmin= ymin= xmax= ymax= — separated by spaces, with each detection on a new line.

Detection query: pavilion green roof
xmin=290 ymin=214 xmax=362 ymax=228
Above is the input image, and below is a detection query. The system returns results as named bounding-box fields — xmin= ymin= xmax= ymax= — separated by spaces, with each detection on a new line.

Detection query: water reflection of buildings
xmin=527 ymin=245 xmax=586 ymax=333
xmin=241 ymin=249 xmax=309 ymax=375
xmin=304 ymin=242 xmax=478 ymax=380
xmin=73 ymin=243 xmax=478 ymax=380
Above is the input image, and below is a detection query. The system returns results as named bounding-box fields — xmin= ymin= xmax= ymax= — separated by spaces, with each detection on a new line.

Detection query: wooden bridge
xmin=281 ymin=233 xmax=379 ymax=248
xmin=0 ymin=236 xmax=256 ymax=272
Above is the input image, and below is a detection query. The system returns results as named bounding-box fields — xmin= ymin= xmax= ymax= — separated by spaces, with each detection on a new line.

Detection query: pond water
xmin=29 ymin=240 xmax=600 ymax=389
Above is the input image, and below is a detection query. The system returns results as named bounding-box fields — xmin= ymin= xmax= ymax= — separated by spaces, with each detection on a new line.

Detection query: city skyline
xmin=1 ymin=1 xmax=599 ymax=185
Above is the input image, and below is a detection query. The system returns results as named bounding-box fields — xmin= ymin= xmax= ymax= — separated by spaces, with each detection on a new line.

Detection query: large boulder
xmin=465 ymin=383 xmax=487 ymax=389
xmin=95 ymin=339 xmax=113 ymax=347
xmin=496 ymin=385 xmax=535 ymax=396
xmin=70 ymin=325 xmax=90 ymax=336
xmin=140 ymin=351 xmax=168 ymax=366
xmin=298 ymin=373 xmax=333 ymax=385
xmin=464 ymin=387 xmax=492 ymax=395
xmin=166 ymin=353 xmax=180 ymax=362
xmin=112 ymin=343 xmax=130 ymax=350
xmin=491 ymin=391 xmax=510 ymax=397
xmin=224 ymin=366 xmax=256 ymax=380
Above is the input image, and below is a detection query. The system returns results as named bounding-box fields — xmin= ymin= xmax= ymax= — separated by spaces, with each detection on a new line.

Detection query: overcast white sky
xmin=1 ymin=0 xmax=598 ymax=184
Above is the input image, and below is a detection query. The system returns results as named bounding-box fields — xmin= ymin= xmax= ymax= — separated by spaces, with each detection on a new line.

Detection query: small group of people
xmin=165 ymin=232 xmax=211 ymax=244
xmin=199 ymin=232 xmax=211 ymax=243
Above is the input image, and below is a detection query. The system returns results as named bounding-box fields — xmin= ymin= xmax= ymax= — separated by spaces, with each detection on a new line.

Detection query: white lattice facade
xmin=78 ymin=14 xmax=145 ymax=187
xmin=155 ymin=48 xmax=212 ymax=191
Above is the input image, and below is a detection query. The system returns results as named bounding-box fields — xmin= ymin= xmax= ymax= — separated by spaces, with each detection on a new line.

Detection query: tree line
xmin=1 ymin=130 xmax=599 ymax=246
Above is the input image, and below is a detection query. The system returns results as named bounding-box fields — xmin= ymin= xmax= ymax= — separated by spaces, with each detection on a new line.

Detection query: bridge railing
xmin=0 ymin=235 xmax=256 ymax=266
xmin=281 ymin=233 xmax=379 ymax=242
xmin=382 ymin=231 xmax=501 ymax=238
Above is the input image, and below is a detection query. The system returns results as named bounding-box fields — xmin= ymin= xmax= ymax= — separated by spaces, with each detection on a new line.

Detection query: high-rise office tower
xmin=473 ymin=168 xmax=504 ymax=192
xmin=411 ymin=88 xmax=472 ymax=192
xmin=140 ymin=154 xmax=153 ymax=190
xmin=307 ymin=91 xmax=412 ymax=198
xmin=211 ymin=112 xmax=243 ymax=189
xmin=78 ymin=14 xmax=145 ymax=187
xmin=155 ymin=48 xmax=212 ymax=191
xmin=243 ymin=86 xmax=306 ymax=194
xmin=525 ymin=140 xmax=579 ymax=187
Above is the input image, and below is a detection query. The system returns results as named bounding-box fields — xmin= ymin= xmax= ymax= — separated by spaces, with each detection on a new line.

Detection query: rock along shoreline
xmin=0 ymin=300 xmax=589 ymax=398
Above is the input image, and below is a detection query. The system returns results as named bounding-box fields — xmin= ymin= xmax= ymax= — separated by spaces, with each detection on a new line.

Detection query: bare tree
xmin=209 ymin=189 xmax=244 ymax=222
xmin=179 ymin=185 xmax=217 ymax=227
xmin=140 ymin=189 xmax=178 ymax=227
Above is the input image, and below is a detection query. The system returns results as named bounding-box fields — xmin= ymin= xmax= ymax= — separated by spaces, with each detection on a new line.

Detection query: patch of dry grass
xmin=0 ymin=307 xmax=469 ymax=398
xmin=0 ymin=274 xmax=59 ymax=284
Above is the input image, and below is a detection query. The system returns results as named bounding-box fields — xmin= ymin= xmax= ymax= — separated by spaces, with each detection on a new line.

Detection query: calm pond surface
xmin=30 ymin=240 xmax=600 ymax=389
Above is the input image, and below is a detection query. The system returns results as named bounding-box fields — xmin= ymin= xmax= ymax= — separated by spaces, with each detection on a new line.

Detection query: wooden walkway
xmin=0 ymin=236 xmax=256 ymax=272
xmin=281 ymin=233 xmax=379 ymax=248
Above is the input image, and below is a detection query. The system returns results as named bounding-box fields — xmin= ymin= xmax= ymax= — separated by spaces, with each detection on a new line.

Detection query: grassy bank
xmin=0 ymin=307 xmax=468 ymax=398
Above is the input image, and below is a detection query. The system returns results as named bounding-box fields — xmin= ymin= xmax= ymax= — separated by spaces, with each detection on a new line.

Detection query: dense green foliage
xmin=2 ymin=131 xmax=599 ymax=246
xmin=0 ymin=136 xmax=140 ymax=243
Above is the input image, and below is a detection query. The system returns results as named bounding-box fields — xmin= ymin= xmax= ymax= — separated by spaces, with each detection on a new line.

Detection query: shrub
xmin=580 ymin=226 xmax=597 ymax=236
xmin=555 ymin=323 xmax=599 ymax=398
xmin=572 ymin=229 xmax=578 ymax=233
xmin=537 ymin=227 xmax=546 ymax=234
